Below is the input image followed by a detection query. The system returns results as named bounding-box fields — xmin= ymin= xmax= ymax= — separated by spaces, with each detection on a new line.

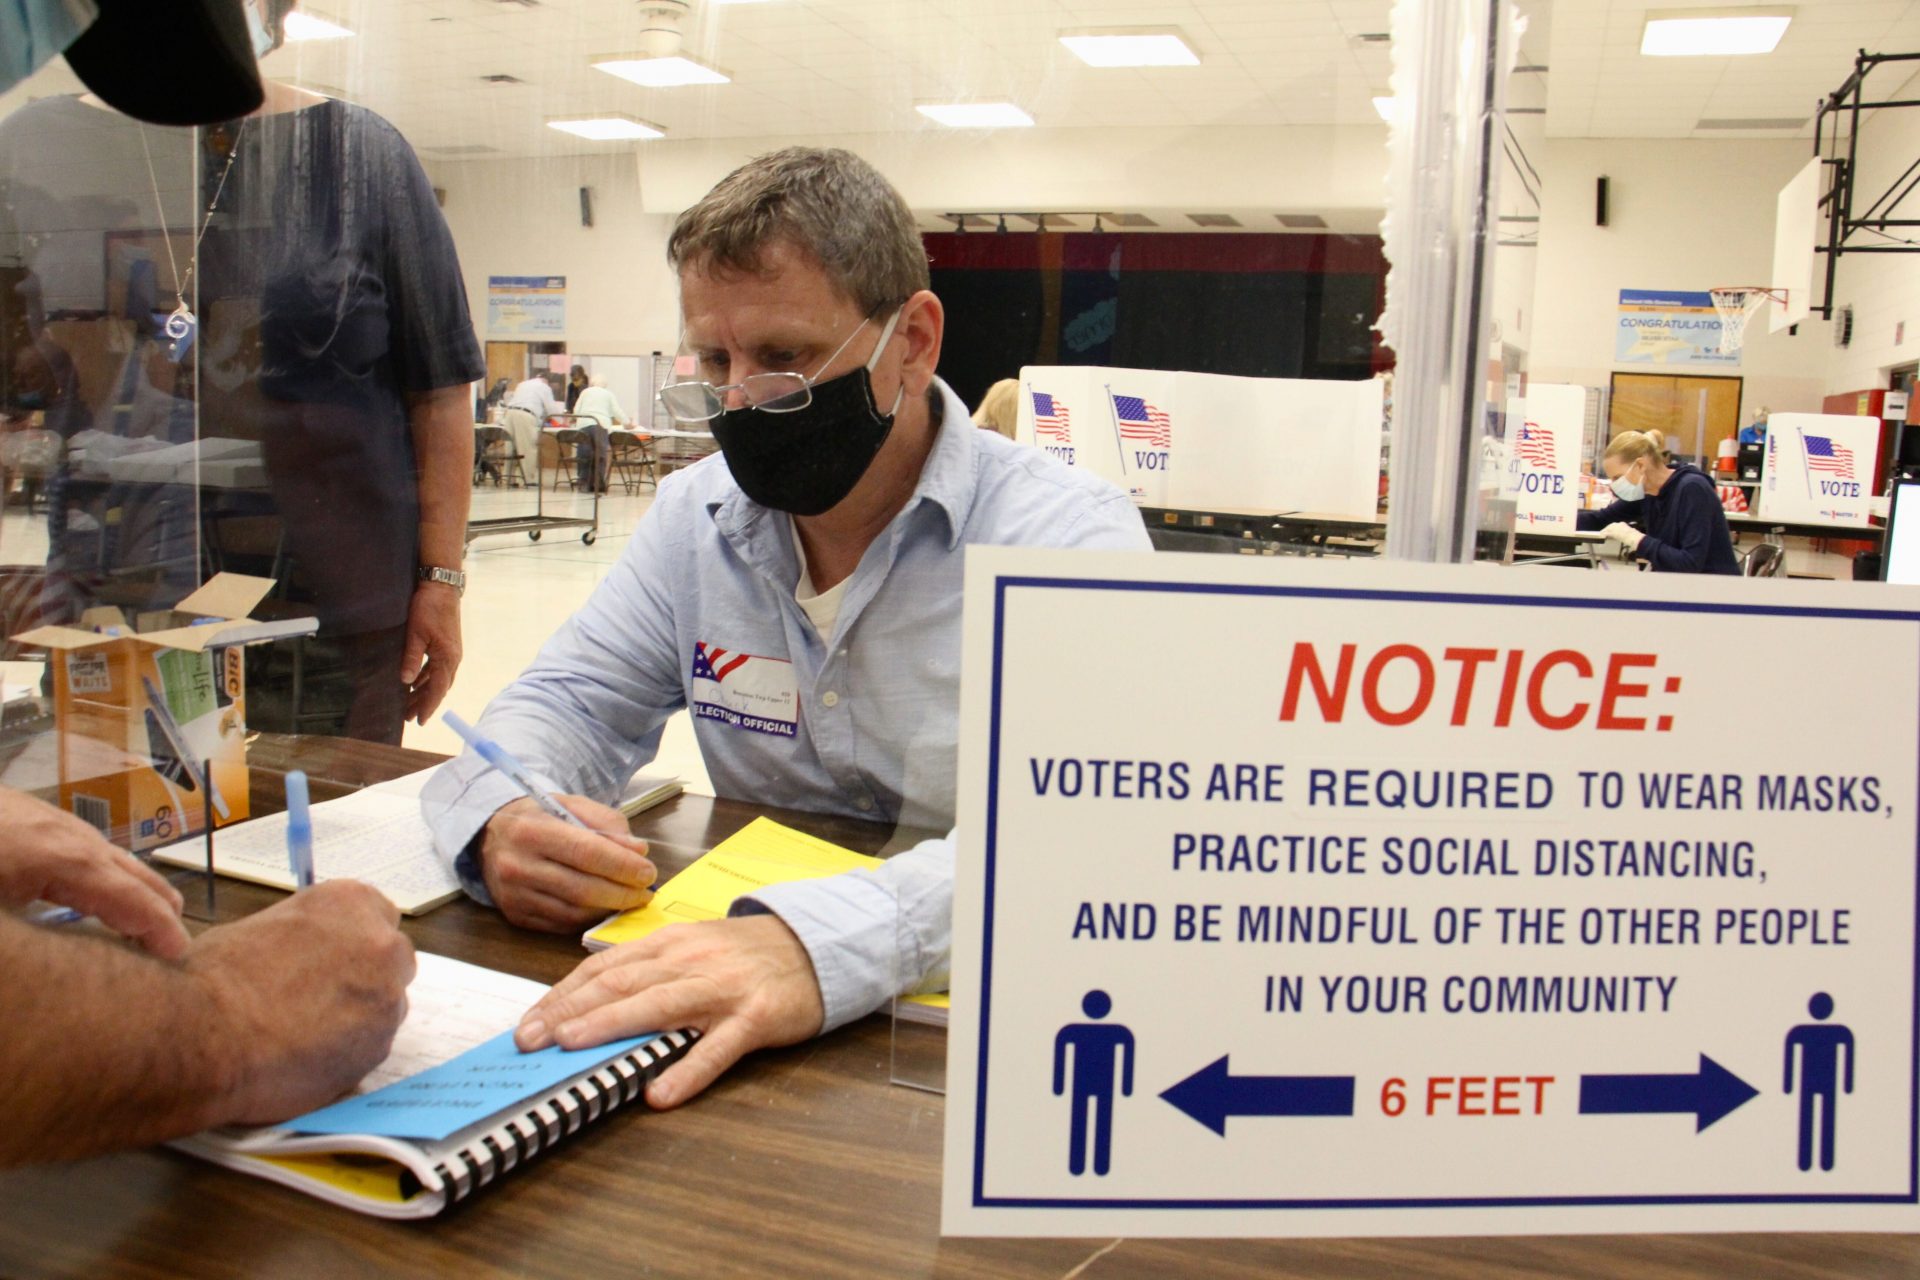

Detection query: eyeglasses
xmin=660 ymin=308 xmax=902 ymax=424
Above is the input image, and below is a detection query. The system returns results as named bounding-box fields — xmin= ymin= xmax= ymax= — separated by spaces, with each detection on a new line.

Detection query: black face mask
xmin=710 ymin=365 xmax=904 ymax=516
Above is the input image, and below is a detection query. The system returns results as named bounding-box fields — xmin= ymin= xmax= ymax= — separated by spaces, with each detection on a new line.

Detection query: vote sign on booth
xmin=943 ymin=549 xmax=1920 ymax=1237
xmin=1756 ymin=412 xmax=1879 ymax=527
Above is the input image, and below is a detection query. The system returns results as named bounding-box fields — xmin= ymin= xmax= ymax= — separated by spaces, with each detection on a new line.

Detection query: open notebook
xmin=153 ymin=767 xmax=682 ymax=915
xmin=584 ymin=816 xmax=951 ymax=1026
xmin=172 ymin=952 xmax=696 ymax=1219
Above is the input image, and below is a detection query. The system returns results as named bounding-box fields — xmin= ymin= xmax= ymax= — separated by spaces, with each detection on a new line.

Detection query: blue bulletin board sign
xmin=943 ymin=550 xmax=1920 ymax=1238
xmin=1616 ymin=289 xmax=1738 ymax=366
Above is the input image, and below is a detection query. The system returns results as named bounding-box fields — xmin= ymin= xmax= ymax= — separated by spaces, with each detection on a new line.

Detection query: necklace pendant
xmin=164 ymin=304 xmax=196 ymax=341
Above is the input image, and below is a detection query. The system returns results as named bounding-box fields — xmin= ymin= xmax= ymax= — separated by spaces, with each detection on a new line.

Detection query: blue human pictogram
xmin=1053 ymin=989 xmax=1134 ymax=1176
xmin=1783 ymin=991 xmax=1854 ymax=1172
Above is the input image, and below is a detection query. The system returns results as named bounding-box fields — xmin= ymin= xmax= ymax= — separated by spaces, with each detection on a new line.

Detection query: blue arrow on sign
xmin=1160 ymin=1055 xmax=1356 ymax=1136
xmin=1578 ymin=1054 xmax=1759 ymax=1132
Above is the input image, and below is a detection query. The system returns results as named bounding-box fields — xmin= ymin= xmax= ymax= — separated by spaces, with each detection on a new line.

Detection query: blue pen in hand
xmin=286 ymin=769 xmax=314 ymax=889
xmin=442 ymin=712 xmax=594 ymax=830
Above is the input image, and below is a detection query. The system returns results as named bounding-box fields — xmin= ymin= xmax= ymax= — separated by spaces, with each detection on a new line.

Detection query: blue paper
xmin=289 ymin=1029 xmax=660 ymax=1141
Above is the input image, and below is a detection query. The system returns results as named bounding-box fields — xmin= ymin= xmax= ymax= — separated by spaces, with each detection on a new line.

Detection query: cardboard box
xmin=10 ymin=574 xmax=305 ymax=851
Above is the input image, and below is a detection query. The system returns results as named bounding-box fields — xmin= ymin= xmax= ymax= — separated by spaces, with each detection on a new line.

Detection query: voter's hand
xmin=186 ymin=880 xmax=416 ymax=1125
xmin=478 ymin=795 xmax=656 ymax=932
xmin=515 ymin=913 xmax=825 ymax=1109
xmin=0 ymin=786 xmax=189 ymax=959
xmin=1601 ymin=522 xmax=1645 ymax=553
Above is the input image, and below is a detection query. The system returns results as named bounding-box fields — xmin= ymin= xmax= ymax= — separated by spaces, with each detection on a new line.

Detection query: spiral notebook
xmin=171 ymin=952 xmax=696 ymax=1219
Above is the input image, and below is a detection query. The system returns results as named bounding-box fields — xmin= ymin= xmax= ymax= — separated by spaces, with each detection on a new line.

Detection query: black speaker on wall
xmin=1596 ymin=176 xmax=1610 ymax=227
xmin=580 ymin=186 xmax=593 ymax=228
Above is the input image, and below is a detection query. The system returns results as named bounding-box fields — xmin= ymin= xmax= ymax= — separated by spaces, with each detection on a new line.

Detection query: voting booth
xmin=1499 ymin=383 xmax=1585 ymax=530
xmin=1014 ymin=366 xmax=1384 ymax=519
xmin=1756 ymin=412 xmax=1880 ymax=527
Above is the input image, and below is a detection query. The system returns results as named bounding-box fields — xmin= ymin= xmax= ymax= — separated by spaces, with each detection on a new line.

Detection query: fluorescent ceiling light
xmin=592 ymin=54 xmax=730 ymax=87
xmin=1641 ymin=8 xmax=1792 ymax=56
xmin=547 ymin=115 xmax=666 ymax=141
xmin=1371 ymin=96 xmax=1397 ymax=123
xmin=1059 ymin=30 xmax=1199 ymax=68
xmin=282 ymin=11 xmax=353 ymax=41
xmin=916 ymin=102 xmax=1034 ymax=128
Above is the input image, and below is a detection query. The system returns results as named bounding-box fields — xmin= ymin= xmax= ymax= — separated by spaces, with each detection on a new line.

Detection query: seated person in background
xmin=1579 ymin=428 xmax=1739 ymax=574
xmin=971 ymin=378 xmax=1019 ymax=439
xmin=570 ymin=375 xmax=628 ymax=493
xmin=0 ymin=786 xmax=414 ymax=1167
xmin=422 ymin=146 xmax=1149 ymax=1111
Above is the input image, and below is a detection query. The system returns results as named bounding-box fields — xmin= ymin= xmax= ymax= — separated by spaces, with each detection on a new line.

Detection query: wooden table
xmin=3 ymin=737 xmax=1918 ymax=1278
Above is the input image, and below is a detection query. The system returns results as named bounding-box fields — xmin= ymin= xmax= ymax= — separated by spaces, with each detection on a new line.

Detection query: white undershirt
xmin=790 ymin=519 xmax=849 ymax=639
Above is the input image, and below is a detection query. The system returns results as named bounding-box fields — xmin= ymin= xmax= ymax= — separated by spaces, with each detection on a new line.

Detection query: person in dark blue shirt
xmin=1578 ymin=428 xmax=1740 ymax=574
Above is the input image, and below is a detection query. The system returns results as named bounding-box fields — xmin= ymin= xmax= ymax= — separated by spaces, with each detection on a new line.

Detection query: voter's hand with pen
xmin=478 ymin=794 xmax=658 ymax=932
xmin=0 ymin=786 xmax=190 ymax=959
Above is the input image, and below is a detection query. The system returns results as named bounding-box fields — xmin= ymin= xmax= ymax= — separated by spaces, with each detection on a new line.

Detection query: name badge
xmin=690 ymin=642 xmax=798 ymax=738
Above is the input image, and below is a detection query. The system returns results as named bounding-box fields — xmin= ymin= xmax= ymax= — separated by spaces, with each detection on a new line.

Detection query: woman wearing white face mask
xmin=1577 ymin=429 xmax=1740 ymax=574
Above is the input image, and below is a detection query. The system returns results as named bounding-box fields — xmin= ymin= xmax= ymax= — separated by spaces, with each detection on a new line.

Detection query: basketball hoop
xmin=1709 ymin=287 xmax=1789 ymax=354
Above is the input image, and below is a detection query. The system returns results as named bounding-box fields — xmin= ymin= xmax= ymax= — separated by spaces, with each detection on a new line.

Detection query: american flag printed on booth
xmin=1112 ymin=393 xmax=1172 ymax=448
xmin=1804 ymin=434 xmax=1855 ymax=478
xmin=1512 ymin=422 xmax=1557 ymax=467
xmin=1031 ymin=391 xmax=1072 ymax=443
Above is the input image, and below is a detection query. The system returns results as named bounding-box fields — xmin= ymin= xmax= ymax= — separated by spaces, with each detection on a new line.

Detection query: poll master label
xmin=943 ymin=550 xmax=1920 ymax=1238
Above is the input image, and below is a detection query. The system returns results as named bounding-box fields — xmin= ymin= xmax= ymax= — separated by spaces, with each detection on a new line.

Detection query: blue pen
xmin=442 ymin=712 xmax=593 ymax=830
xmin=286 ymin=769 xmax=314 ymax=889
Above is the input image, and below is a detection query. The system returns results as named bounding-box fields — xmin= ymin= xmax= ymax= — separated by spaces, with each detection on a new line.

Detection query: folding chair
xmin=551 ymin=427 xmax=586 ymax=492
xmin=611 ymin=432 xmax=658 ymax=494
xmin=474 ymin=425 xmax=528 ymax=488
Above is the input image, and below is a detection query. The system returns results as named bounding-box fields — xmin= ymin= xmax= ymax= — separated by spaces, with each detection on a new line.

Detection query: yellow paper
xmin=250 ymin=1153 xmax=420 ymax=1205
xmin=586 ymin=817 xmax=948 ymax=1013
xmin=587 ymin=817 xmax=881 ymax=945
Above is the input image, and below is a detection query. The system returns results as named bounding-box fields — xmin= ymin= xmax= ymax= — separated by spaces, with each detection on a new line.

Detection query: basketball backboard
xmin=1770 ymin=155 xmax=1822 ymax=333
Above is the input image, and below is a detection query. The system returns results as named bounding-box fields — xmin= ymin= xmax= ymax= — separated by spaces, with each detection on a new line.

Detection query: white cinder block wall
xmin=428 ymin=125 xmax=1394 ymax=363
xmin=1527 ymin=138 xmax=1831 ymax=418
xmin=430 ymin=123 xmax=1911 ymax=404
xmin=425 ymin=153 xmax=684 ymax=359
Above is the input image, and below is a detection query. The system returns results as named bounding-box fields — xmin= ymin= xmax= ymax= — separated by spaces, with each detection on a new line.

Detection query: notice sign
xmin=943 ymin=549 xmax=1920 ymax=1238
xmin=486 ymin=275 xmax=566 ymax=338
xmin=1616 ymin=290 xmax=1737 ymax=367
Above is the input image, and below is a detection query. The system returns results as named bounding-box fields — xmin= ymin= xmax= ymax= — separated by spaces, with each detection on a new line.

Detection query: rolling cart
xmin=463 ymin=412 xmax=601 ymax=549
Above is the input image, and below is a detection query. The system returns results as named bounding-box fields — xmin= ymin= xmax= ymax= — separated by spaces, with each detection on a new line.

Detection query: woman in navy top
xmin=1577 ymin=428 xmax=1741 ymax=574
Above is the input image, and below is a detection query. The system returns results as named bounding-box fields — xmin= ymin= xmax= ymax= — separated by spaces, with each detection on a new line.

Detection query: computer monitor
xmin=1883 ymin=480 xmax=1920 ymax=583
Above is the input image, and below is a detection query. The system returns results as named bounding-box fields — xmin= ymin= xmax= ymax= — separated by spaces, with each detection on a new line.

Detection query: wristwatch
xmin=417 ymin=565 xmax=467 ymax=596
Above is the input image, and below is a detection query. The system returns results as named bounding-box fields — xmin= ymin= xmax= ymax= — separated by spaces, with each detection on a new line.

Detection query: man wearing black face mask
xmin=422 ymin=147 xmax=1148 ymax=1110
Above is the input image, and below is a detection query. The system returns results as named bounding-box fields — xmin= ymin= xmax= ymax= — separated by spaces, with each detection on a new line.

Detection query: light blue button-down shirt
xmin=422 ymin=378 xmax=1150 ymax=1030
